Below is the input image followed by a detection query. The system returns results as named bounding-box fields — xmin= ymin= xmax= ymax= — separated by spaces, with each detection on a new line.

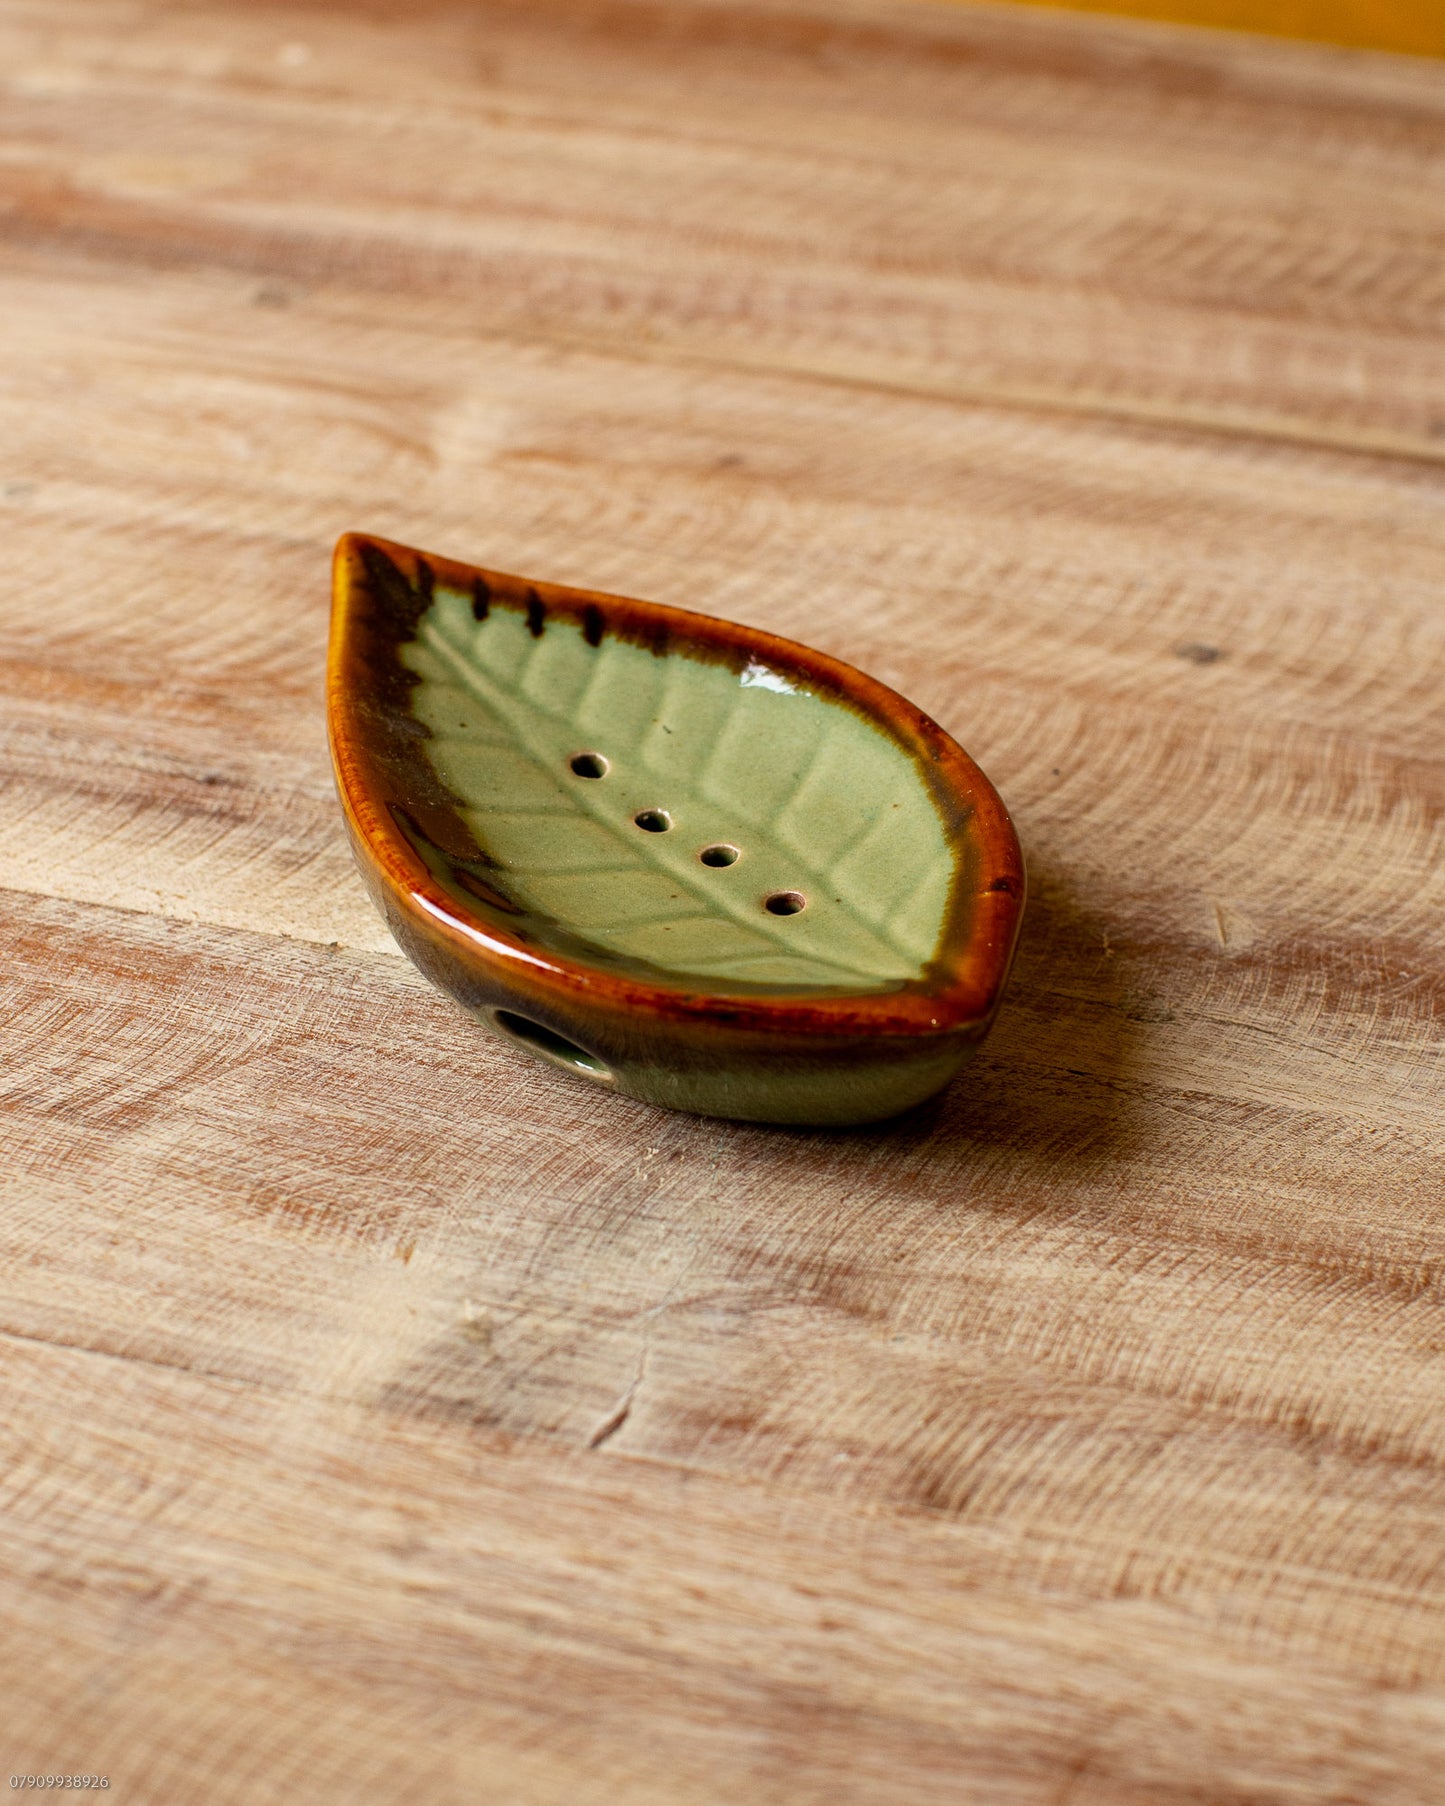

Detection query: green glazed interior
xmin=403 ymin=587 xmax=956 ymax=992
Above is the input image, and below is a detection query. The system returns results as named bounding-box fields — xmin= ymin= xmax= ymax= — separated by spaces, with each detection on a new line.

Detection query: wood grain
xmin=2 ymin=0 xmax=1444 ymax=1800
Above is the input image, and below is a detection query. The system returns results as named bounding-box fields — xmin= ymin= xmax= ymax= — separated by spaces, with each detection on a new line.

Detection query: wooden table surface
xmin=3 ymin=1 xmax=1444 ymax=1799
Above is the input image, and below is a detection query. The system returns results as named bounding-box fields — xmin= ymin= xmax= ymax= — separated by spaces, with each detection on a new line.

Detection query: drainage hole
xmin=569 ymin=751 xmax=609 ymax=779
xmin=699 ymin=843 xmax=739 ymax=867
xmin=633 ymin=809 xmax=672 ymax=833
xmin=764 ymin=890 xmax=806 ymax=916
xmin=492 ymin=1010 xmax=612 ymax=1080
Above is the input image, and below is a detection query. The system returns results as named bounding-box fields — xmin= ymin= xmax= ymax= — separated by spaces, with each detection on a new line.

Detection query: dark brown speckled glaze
xmin=328 ymin=533 xmax=1025 ymax=1124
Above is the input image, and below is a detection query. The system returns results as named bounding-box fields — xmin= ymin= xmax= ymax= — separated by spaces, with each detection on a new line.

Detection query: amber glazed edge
xmin=328 ymin=532 xmax=1025 ymax=1125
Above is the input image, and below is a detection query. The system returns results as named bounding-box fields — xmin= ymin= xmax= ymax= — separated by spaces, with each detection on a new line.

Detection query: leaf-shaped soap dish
xmin=328 ymin=534 xmax=1024 ymax=1126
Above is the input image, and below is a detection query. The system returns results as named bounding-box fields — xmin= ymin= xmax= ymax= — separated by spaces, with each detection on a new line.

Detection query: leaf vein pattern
xmin=420 ymin=614 xmax=891 ymax=980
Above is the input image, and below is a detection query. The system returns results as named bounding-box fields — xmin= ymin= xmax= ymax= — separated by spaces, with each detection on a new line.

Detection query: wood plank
xmin=9 ymin=1330 xmax=1439 ymax=1806
xmin=3 ymin=886 xmax=1444 ymax=1799
xmin=3 ymin=0 xmax=1445 ymax=458
xmin=4 ymin=264 xmax=1444 ymax=973
xmin=2 ymin=0 xmax=1444 ymax=1798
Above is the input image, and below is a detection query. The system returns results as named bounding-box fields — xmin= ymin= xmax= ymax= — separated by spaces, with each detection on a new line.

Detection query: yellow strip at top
xmin=980 ymin=0 xmax=1445 ymax=57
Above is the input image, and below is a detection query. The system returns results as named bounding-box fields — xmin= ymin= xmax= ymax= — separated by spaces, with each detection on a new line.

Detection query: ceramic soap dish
xmin=328 ymin=534 xmax=1024 ymax=1125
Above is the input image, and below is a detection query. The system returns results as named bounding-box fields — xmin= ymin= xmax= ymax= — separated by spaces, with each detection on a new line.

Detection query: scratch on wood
xmin=587 ymin=1390 xmax=635 ymax=1450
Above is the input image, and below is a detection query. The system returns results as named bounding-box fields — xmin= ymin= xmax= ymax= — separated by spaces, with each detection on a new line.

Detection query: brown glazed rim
xmin=328 ymin=533 xmax=1025 ymax=1040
